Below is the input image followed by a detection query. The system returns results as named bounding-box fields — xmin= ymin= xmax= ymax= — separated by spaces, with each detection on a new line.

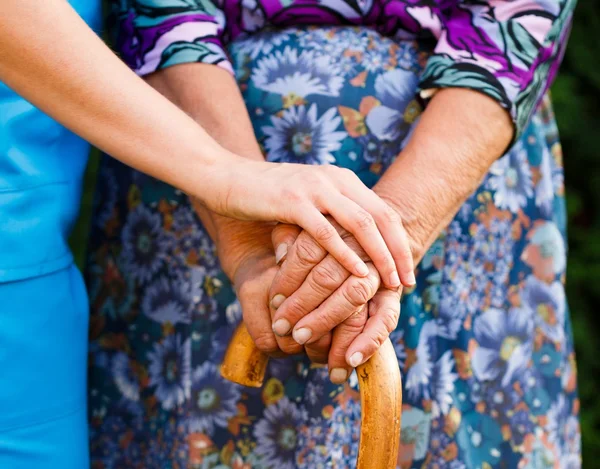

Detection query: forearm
xmin=0 ymin=0 xmax=236 ymax=206
xmin=145 ymin=63 xmax=271 ymax=274
xmin=374 ymin=88 xmax=513 ymax=263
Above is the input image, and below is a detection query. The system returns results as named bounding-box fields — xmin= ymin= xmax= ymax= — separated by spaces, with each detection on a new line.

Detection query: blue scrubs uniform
xmin=0 ymin=1 xmax=101 ymax=466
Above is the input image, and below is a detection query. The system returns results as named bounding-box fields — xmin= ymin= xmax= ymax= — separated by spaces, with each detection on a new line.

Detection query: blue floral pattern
xmin=87 ymin=27 xmax=580 ymax=468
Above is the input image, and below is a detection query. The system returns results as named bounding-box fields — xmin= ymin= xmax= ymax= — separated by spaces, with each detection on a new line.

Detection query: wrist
xmin=214 ymin=220 xmax=275 ymax=280
xmin=188 ymin=149 xmax=247 ymax=214
xmin=374 ymin=187 xmax=429 ymax=265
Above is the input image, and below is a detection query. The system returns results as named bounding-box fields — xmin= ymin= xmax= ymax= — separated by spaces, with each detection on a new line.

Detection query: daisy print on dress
xmin=170 ymin=205 xmax=218 ymax=268
xmin=252 ymin=46 xmax=344 ymax=104
xmin=522 ymin=275 xmax=566 ymax=343
xmin=121 ymin=204 xmax=171 ymax=284
xmin=254 ymin=397 xmax=306 ymax=469
xmin=366 ymin=68 xmax=421 ymax=142
xmin=187 ymin=362 xmax=241 ymax=435
xmin=232 ymin=28 xmax=291 ymax=59
xmin=141 ymin=275 xmax=192 ymax=325
xmin=148 ymin=334 xmax=192 ymax=410
xmin=471 ymin=307 xmax=534 ymax=386
xmin=488 ymin=142 xmax=534 ymax=214
xmin=404 ymin=320 xmax=458 ymax=417
xmin=263 ymin=103 xmax=346 ymax=164
xmin=112 ymin=352 xmax=141 ymax=404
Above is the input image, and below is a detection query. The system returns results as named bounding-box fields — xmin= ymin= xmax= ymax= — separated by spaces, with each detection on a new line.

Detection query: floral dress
xmin=87 ymin=1 xmax=580 ymax=468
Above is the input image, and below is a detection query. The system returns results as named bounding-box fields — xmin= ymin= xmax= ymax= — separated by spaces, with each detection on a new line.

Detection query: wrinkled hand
xmin=268 ymin=221 xmax=402 ymax=384
xmin=217 ymin=221 xmax=342 ymax=362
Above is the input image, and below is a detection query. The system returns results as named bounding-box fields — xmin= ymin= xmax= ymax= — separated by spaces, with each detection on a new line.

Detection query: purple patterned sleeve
xmin=110 ymin=1 xmax=233 ymax=77
xmin=418 ymin=0 xmax=577 ymax=138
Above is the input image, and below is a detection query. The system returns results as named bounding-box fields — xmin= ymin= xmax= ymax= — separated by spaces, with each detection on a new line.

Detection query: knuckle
xmin=294 ymin=239 xmax=323 ymax=265
xmin=320 ymin=165 xmax=337 ymax=175
xmin=281 ymin=187 xmax=303 ymax=205
xmin=380 ymin=307 xmax=400 ymax=333
xmin=311 ymin=263 xmax=346 ymax=290
xmin=350 ymin=277 xmax=375 ymax=306
xmin=344 ymin=306 xmax=368 ymax=329
xmin=341 ymin=316 xmax=366 ymax=334
xmin=253 ymin=333 xmax=279 ymax=355
xmin=353 ymin=210 xmax=375 ymax=231
xmin=302 ymin=169 xmax=327 ymax=187
xmin=283 ymin=296 xmax=306 ymax=320
xmin=344 ymin=236 xmax=367 ymax=258
xmin=382 ymin=204 xmax=401 ymax=224
xmin=313 ymin=309 xmax=343 ymax=333
xmin=373 ymin=247 xmax=393 ymax=266
xmin=236 ymin=280 xmax=253 ymax=301
xmin=367 ymin=327 xmax=389 ymax=350
xmin=338 ymin=167 xmax=357 ymax=181
xmin=314 ymin=223 xmax=336 ymax=244
xmin=368 ymin=268 xmax=381 ymax=285
xmin=343 ymin=279 xmax=373 ymax=306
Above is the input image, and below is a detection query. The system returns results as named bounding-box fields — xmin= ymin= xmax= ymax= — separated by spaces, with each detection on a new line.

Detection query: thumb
xmin=272 ymin=223 xmax=302 ymax=265
xmin=238 ymin=270 xmax=283 ymax=358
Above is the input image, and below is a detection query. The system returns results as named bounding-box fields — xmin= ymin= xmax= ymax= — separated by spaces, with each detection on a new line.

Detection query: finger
xmin=356 ymin=193 xmax=415 ymax=288
xmin=318 ymin=192 xmax=400 ymax=290
xmin=335 ymin=171 xmax=416 ymax=288
xmin=305 ymin=333 xmax=332 ymax=364
xmin=272 ymin=254 xmax=350 ymax=337
xmin=291 ymin=263 xmax=380 ymax=346
xmin=268 ymin=229 xmax=328 ymax=317
xmin=235 ymin=258 xmax=281 ymax=355
xmin=271 ymin=223 xmax=302 ymax=265
xmin=238 ymin=280 xmax=281 ymax=358
xmin=294 ymin=205 xmax=369 ymax=278
xmin=328 ymin=304 xmax=368 ymax=384
xmin=345 ymin=288 xmax=401 ymax=368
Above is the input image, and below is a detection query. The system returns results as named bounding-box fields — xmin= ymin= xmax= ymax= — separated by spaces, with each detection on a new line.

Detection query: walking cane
xmin=221 ymin=323 xmax=402 ymax=468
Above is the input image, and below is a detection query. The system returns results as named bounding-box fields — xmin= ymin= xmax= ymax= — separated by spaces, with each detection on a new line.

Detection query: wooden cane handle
xmin=220 ymin=323 xmax=402 ymax=468
xmin=355 ymin=337 xmax=402 ymax=468
xmin=220 ymin=322 xmax=269 ymax=387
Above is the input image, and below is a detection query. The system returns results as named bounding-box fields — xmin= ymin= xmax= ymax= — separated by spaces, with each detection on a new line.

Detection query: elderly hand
xmin=268 ymin=221 xmax=403 ymax=383
xmin=216 ymin=220 xmax=327 ymax=359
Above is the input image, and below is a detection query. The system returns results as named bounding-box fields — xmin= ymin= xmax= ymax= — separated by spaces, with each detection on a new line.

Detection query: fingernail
xmin=293 ymin=327 xmax=312 ymax=345
xmin=272 ymin=319 xmax=291 ymax=336
xmin=355 ymin=262 xmax=369 ymax=277
xmin=275 ymin=244 xmax=288 ymax=264
xmin=330 ymin=368 xmax=348 ymax=383
xmin=406 ymin=271 xmax=416 ymax=286
xmin=389 ymin=271 xmax=400 ymax=287
xmin=348 ymin=352 xmax=364 ymax=368
xmin=270 ymin=294 xmax=286 ymax=309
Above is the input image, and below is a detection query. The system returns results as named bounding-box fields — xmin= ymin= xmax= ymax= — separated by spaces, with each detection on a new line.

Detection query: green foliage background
xmin=70 ymin=4 xmax=600 ymax=463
